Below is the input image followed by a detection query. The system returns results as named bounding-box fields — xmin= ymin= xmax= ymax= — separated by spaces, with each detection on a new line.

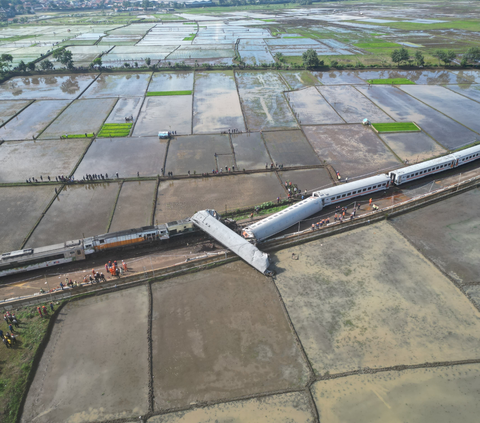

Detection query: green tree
xmin=391 ymin=47 xmax=409 ymax=66
xmin=92 ymin=57 xmax=102 ymax=67
xmin=40 ymin=59 xmax=54 ymax=70
xmin=1 ymin=53 xmax=13 ymax=63
xmin=414 ymin=50 xmax=424 ymax=67
xmin=464 ymin=46 xmax=480 ymax=63
xmin=274 ymin=52 xmax=285 ymax=63
xmin=53 ymin=49 xmax=73 ymax=69
xmin=145 ymin=57 xmax=151 ymax=66
xmin=27 ymin=61 xmax=35 ymax=71
xmin=302 ymin=48 xmax=320 ymax=68
xmin=435 ymin=49 xmax=455 ymax=65
xmin=17 ymin=60 xmax=27 ymax=71
xmin=142 ymin=0 xmax=150 ymax=8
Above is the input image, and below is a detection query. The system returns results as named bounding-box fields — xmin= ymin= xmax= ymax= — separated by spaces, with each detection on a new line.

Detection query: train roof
xmin=452 ymin=144 xmax=480 ymax=157
xmin=1 ymin=240 xmax=82 ymax=262
xmin=84 ymin=225 xmax=166 ymax=242
xmin=390 ymin=154 xmax=455 ymax=177
xmin=314 ymin=174 xmax=390 ymax=198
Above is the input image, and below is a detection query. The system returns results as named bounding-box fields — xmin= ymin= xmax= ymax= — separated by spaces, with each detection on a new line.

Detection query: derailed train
xmin=243 ymin=144 xmax=480 ymax=241
xmin=0 ymin=219 xmax=196 ymax=277
xmin=1 ymin=145 xmax=480 ymax=278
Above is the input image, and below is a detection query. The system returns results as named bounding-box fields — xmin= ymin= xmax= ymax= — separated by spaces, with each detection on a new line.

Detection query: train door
xmin=389 ymin=172 xmax=396 ymax=184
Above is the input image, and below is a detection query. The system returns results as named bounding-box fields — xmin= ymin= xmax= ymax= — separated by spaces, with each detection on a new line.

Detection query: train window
xmin=363 ymin=188 xmax=366 ymax=192
xmin=347 ymin=192 xmax=351 ymax=196
xmin=373 ymin=185 xmax=376 ymax=189
xmin=342 ymin=194 xmax=346 ymax=198
xmin=352 ymin=191 xmax=356 ymax=194
xmin=99 ymin=240 xmax=105 ymax=244
xmin=76 ymin=250 xmax=82 ymax=255
xmin=368 ymin=187 xmax=371 ymax=190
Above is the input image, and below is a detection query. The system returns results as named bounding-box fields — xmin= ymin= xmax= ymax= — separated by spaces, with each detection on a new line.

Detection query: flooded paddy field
xmin=164 ymin=134 xmax=232 ymax=175
xmin=151 ymin=262 xmax=310 ymax=410
xmin=155 ymin=173 xmax=284 ymax=222
xmin=272 ymin=221 xmax=480 ymax=376
xmin=379 ymin=131 xmax=446 ymax=163
xmin=25 ymin=182 xmax=120 ymax=248
xmin=193 ymin=71 xmax=245 ymax=134
xmin=399 ymin=84 xmax=480 ymax=134
xmin=81 ymin=73 xmax=151 ymax=98
xmin=40 ymin=98 xmax=117 ymax=139
xmin=0 ymin=139 xmax=90 ymax=183
xmin=286 ymin=87 xmax=344 ymax=125
xmin=147 ymin=71 xmax=194 ymax=92
xmin=0 ymin=186 xmax=55 ymax=253
xmin=317 ymin=85 xmax=394 ymax=123
xmin=281 ymin=70 xmax=320 ymax=89
xmin=0 ymin=100 xmax=70 ymax=140
xmin=278 ymin=168 xmax=333 ymax=192
xmin=109 ymin=181 xmax=156 ymax=232
xmin=303 ymin=124 xmax=400 ymax=178
xmin=312 ymin=364 xmax=480 ymax=423
xmin=0 ymin=100 xmax=32 ymax=125
xmin=356 ymin=69 xmax=472 ymax=85
xmin=446 ymin=84 xmax=480 ymax=103
xmin=74 ymin=137 xmax=167 ymax=179
xmin=312 ymin=70 xmax=365 ymax=85
xmin=133 ymin=96 xmax=192 ymax=136
xmin=105 ymin=97 xmax=143 ymax=124
xmin=451 ymin=70 xmax=480 ymax=83
xmin=356 ymin=85 xmax=477 ymax=150
xmin=238 ymin=39 xmax=275 ymax=65
xmin=21 ymin=287 xmax=149 ymax=423
xmin=231 ymin=132 xmax=271 ymax=170
xmin=263 ymin=130 xmax=321 ymax=167
xmin=152 ymin=391 xmax=315 ymax=423
xmin=0 ymin=74 xmax=97 ymax=100
xmin=236 ymin=71 xmax=298 ymax=131
xmin=390 ymin=188 xmax=480 ymax=285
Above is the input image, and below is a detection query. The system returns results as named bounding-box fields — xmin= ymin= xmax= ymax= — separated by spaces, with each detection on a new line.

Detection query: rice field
xmin=372 ymin=122 xmax=420 ymax=132
xmin=97 ymin=123 xmax=133 ymax=137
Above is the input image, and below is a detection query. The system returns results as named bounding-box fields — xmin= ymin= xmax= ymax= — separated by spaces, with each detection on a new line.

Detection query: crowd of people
xmin=2 ymin=311 xmax=20 ymax=348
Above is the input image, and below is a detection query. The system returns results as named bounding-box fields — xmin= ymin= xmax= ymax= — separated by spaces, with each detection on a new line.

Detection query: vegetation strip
xmin=97 ymin=123 xmax=132 ymax=138
xmin=371 ymin=122 xmax=420 ymax=132
xmin=146 ymin=90 xmax=193 ymax=96
xmin=368 ymin=78 xmax=415 ymax=85
xmin=62 ymin=133 xmax=94 ymax=139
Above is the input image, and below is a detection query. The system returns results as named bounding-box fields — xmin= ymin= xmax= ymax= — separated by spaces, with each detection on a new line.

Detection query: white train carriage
xmin=313 ymin=174 xmax=391 ymax=206
xmin=165 ymin=218 xmax=196 ymax=236
xmin=243 ymin=196 xmax=323 ymax=241
xmin=0 ymin=240 xmax=85 ymax=277
xmin=243 ymin=174 xmax=390 ymax=242
xmin=451 ymin=144 xmax=480 ymax=167
xmin=388 ymin=154 xmax=456 ymax=186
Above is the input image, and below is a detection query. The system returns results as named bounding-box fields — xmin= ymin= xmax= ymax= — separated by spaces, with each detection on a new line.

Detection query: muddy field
xmin=236 ymin=71 xmax=298 ymax=131
xmin=390 ymin=188 xmax=480 ymax=285
xmin=0 ymin=100 xmax=70 ymax=140
xmin=318 ymin=85 xmax=394 ymax=123
xmin=151 ymin=262 xmax=310 ymax=410
xmin=147 ymin=71 xmax=194 ymax=92
xmin=133 ymin=96 xmax=192 ymax=136
xmin=303 ymin=124 xmax=400 ymax=178
xmin=0 ymin=138 xmax=90 ymax=182
xmin=356 ymin=85 xmax=477 ymax=150
xmin=81 ymin=73 xmax=151 ymax=98
xmin=286 ymin=87 xmax=344 ymax=125
xmin=74 ymin=137 xmax=167 ymax=179
xmin=109 ymin=180 xmax=156 ymax=232
xmin=379 ymin=131 xmax=446 ymax=163
xmin=40 ymin=98 xmax=117 ymax=139
xmin=312 ymin=364 xmax=480 ymax=423
xmin=193 ymin=71 xmax=245 ymax=134
xmin=150 ymin=392 xmax=315 ymax=422
xmin=25 ymin=182 xmax=120 ymax=247
xmin=278 ymin=168 xmax=333 ymax=192
xmin=231 ymin=132 xmax=271 ymax=170
xmin=105 ymin=97 xmax=143 ymax=123
xmin=0 ymin=186 xmax=55 ymax=253
xmin=155 ymin=173 xmax=285 ymax=222
xmin=281 ymin=70 xmax=319 ymax=89
xmin=0 ymin=100 xmax=32 ymax=124
xmin=262 ymin=130 xmax=321 ymax=167
xmin=272 ymin=222 xmax=480 ymax=376
xmin=21 ymin=287 xmax=149 ymax=423
xmin=164 ymin=134 xmax=232 ymax=175
xmin=0 ymin=75 xmax=97 ymax=100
